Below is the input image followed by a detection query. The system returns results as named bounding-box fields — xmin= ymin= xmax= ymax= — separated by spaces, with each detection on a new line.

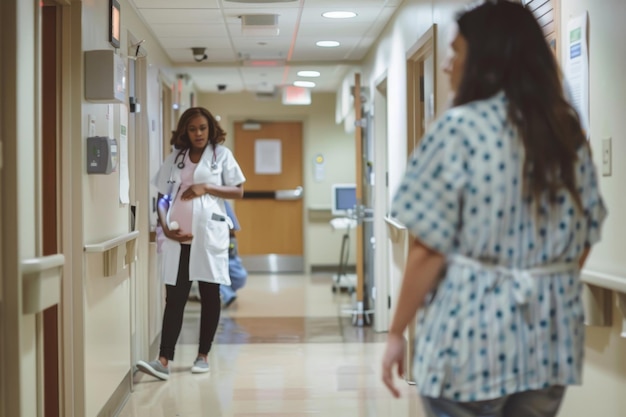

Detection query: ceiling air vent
xmin=255 ymin=91 xmax=278 ymax=101
xmin=241 ymin=14 xmax=280 ymax=36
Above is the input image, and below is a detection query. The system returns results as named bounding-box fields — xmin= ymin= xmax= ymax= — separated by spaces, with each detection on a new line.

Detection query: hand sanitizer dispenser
xmin=87 ymin=136 xmax=118 ymax=174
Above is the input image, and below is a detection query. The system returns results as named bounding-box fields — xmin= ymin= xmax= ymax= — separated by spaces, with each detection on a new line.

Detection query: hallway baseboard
xmin=310 ymin=264 xmax=356 ymax=274
xmin=97 ymin=371 xmax=131 ymax=417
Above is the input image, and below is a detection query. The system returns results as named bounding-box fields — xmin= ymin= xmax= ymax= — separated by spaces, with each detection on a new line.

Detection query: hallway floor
xmin=118 ymin=273 xmax=424 ymax=416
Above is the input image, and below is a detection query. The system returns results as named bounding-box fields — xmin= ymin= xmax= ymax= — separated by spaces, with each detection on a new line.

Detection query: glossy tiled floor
xmin=118 ymin=274 xmax=425 ymax=417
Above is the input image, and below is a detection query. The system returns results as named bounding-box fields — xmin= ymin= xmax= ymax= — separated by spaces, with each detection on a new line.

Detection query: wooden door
xmin=234 ymin=121 xmax=304 ymax=272
xmin=42 ymin=5 xmax=60 ymax=416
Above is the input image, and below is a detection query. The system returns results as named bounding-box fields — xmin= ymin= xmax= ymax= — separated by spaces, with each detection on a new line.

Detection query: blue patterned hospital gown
xmin=391 ymin=91 xmax=607 ymax=402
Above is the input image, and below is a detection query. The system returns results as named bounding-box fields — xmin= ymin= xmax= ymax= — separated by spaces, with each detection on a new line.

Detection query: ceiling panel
xmin=140 ymin=9 xmax=223 ymax=24
xmin=220 ymin=1 xmax=302 ymax=10
xmin=128 ymin=0 xmax=403 ymax=93
xmin=160 ymin=37 xmax=231 ymax=49
xmin=133 ymin=0 xmax=220 ymax=8
xmin=151 ymin=24 xmax=228 ymax=38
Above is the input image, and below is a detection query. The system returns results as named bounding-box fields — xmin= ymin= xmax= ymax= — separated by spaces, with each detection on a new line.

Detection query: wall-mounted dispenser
xmin=87 ymin=136 xmax=118 ymax=174
xmin=84 ymin=50 xmax=126 ymax=103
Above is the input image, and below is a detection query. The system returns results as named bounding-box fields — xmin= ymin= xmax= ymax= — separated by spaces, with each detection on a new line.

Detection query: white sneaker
xmin=137 ymin=359 xmax=170 ymax=380
xmin=191 ymin=357 xmax=210 ymax=373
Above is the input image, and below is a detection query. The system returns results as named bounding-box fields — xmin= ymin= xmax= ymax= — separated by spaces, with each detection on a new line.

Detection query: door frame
xmin=401 ymin=24 xmax=437 ymax=382
xmin=406 ymin=24 xmax=437 ymax=156
xmin=352 ymin=73 xmax=367 ymax=324
xmin=59 ymin=3 xmax=86 ymax=416
xmin=373 ymin=72 xmax=390 ymax=332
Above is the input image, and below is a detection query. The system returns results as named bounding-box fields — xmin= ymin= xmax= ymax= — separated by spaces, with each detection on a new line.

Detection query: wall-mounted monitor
xmin=331 ymin=183 xmax=357 ymax=216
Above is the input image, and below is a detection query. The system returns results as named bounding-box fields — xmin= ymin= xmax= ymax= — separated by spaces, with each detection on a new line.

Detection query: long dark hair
xmin=454 ymin=1 xmax=586 ymax=209
xmin=171 ymin=107 xmax=226 ymax=150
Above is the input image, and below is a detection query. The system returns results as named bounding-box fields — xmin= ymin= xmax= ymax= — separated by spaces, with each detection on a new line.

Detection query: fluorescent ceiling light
xmin=316 ymin=41 xmax=340 ymax=48
xmin=322 ymin=11 xmax=357 ymax=19
xmin=297 ymin=70 xmax=320 ymax=77
xmin=294 ymin=81 xmax=316 ymax=88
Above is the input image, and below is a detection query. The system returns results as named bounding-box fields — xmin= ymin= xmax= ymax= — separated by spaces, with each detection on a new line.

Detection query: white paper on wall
xmin=254 ymin=139 xmax=282 ymax=174
xmin=564 ymin=12 xmax=590 ymax=137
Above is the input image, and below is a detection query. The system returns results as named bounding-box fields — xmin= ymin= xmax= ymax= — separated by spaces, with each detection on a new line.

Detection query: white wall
xmin=1 ymin=1 xmax=40 ymax=415
xmin=80 ymin=0 xmax=177 ymax=415
xmin=197 ymin=92 xmax=357 ymax=268
xmin=557 ymin=1 xmax=626 ymax=415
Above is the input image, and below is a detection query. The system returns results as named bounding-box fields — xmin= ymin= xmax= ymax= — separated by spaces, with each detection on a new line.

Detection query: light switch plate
xmin=602 ymin=137 xmax=612 ymax=176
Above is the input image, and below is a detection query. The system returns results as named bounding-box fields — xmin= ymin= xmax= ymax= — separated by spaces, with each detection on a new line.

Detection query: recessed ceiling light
xmin=297 ymin=70 xmax=321 ymax=77
xmin=316 ymin=41 xmax=340 ymax=48
xmin=294 ymin=81 xmax=316 ymax=88
xmin=322 ymin=11 xmax=357 ymax=19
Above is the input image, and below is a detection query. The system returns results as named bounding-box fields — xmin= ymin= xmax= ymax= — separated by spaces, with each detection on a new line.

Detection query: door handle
xmin=275 ymin=186 xmax=303 ymax=200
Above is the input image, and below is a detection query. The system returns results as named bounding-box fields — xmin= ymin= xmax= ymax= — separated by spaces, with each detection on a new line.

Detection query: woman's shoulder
xmin=442 ymin=93 xmax=506 ymax=122
xmin=429 ymin=94 xmax=508 ymax=143
xmin=214 ymin=144 xmax=235 ymax=158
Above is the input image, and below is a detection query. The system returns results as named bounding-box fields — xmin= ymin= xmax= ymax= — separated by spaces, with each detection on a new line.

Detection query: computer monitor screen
xmin=331 ymin=183 xmax=357 ymax=216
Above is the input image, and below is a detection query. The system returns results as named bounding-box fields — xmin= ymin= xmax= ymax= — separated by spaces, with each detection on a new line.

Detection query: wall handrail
xmin=84 ymin=230 xmax=139 ymax=253
xmin=84 ymin=231 xmax=140 ymax=277
xmin=384 ymin=216 xmax=407 ymax=231
xmin=22 ymin=253 xmax=65 ymax=274
xmin=582 ymin=269 xmax=626 ymax=338
xmin=21 ymin=253 xmax=65 ymax=315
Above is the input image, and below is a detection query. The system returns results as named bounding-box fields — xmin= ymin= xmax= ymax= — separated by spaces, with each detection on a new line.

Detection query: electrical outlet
xmin=602 ymin=137 xmax=612 ymax=177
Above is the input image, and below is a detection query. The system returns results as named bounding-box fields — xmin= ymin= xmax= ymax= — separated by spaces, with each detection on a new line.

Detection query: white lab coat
xmin=152 ymin=144 xmax=245 ymax=286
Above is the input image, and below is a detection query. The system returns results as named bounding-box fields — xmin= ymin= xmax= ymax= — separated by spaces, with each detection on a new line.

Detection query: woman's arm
xmin=389 ymin=238 xmax=445 ymax=337
xmin=381 ymin=237 xmax=446 ymax=398
xmin=156 ymin=193 xmax=170 ymax=229
xmin=181 ymin=183 xmax=244 ymax=200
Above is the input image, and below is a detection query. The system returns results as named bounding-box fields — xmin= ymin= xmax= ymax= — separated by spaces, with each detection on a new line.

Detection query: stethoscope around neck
xmin=167 ymin=144 xmax=217 ymax=184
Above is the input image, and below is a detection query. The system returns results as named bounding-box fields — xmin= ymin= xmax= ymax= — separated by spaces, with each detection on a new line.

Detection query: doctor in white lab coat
xmin=137 ymin=107 xmax=245 ymax=381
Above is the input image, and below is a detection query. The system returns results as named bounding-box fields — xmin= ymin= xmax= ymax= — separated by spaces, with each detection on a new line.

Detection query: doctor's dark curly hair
xmin=171 ymin=107 xmax=226 ymax=150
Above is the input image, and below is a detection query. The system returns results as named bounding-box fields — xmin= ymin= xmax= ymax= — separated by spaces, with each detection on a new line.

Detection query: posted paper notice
xmin=564 ymin=12 xmax=590 ymax=136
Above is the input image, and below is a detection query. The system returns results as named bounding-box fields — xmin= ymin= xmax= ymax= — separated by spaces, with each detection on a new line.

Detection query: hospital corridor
xmin=118 ymin=274 xmax=420 ymax=417
xmin=2 ymin=0 xmax=626 ymax=417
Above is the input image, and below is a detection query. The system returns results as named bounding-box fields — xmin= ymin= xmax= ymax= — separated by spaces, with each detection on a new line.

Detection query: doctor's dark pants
xmin=159 ymin=244 xmax=221 ymax=361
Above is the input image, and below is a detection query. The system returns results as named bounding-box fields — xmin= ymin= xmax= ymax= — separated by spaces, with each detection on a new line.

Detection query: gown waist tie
xmin=449 ymin=255 xmax=579 ymax=305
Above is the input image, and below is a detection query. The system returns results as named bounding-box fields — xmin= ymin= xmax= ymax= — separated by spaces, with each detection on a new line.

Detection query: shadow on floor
xmin=180 ymin=312 xmax=387 ymax=345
